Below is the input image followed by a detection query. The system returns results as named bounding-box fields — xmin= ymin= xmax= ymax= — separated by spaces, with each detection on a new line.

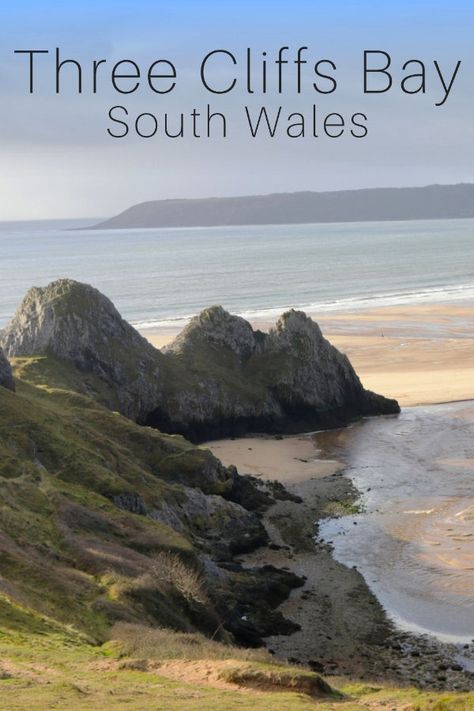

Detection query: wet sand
xmin=317 ymin=303 xmax=474 ymax=406
xmin=142 ymin=301 xmax=474 ymax=407
xmin=206 ymin=435 xmax=341 ymax=484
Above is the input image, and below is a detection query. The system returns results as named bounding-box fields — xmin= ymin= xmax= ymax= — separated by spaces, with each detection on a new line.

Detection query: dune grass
xmin=1 ymin=628 xmax=474 ymax=710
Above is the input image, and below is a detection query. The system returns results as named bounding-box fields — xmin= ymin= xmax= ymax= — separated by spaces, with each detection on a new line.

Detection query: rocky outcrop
xmin=168 ymin=305 xmax=259 ymax=360
xmin=0 ymin=279 xmax=162 ymax=420
xmin=152 ymin=486 xmax=268 ymax=557
xmin=0 ymin=347 xmax=15 ymax=391
xmin=150 ymin=306 xmax=399 ymax=440
xmin=259 ymin=309 xmax=395 ymax=419
xmin=109 ymin=480 xmax=267 ymax=559
xmin=1 ymin=280 xmax=399 ymax=441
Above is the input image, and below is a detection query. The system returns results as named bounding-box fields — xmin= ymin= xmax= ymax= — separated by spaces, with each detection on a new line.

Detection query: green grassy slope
xmin=1 ymin=627 xmax=473 ymax=710
xmin=0 ymin=356 xmax=236 ymax=641
xmin=0 ymin=358 xmax=472 ymax=708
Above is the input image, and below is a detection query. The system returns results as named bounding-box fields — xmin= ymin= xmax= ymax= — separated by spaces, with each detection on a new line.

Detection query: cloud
xmin=1 ymin=0 xmax=473 ymax=218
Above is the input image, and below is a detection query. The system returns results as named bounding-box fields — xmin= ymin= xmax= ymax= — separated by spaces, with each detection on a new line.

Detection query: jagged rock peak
xmin=274 ymin=308 xmax=323 ymax=333
xmin=167 ymin=306 xmax=326 ymax=361
xmin=264 ymin=309 xmax=366 ymax=410
xmin=1 ymin=282 xmax=400 ymax=438
xmin=268 ymin=309 xmax=325 ymax=345
xmin=166 ymin=304 xmax=260 ymax=360
xmin=0 ymin=278 xmax=155 ymax=357
xmin=153 ymin=304 xmax=400 ymax=440
xmin=0 ymin=279 xmax=162 ymax=420
xmin=0 ymin=347 xmax=15 ymax=391
xmin=267 ymin=309 xmax=349 ymax=373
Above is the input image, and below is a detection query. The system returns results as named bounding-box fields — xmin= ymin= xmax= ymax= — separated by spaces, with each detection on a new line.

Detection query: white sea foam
xmin=404 ymin=509 xmax=436 ymax=515
xmin=131 ymin=282 xmax=474 ymax=331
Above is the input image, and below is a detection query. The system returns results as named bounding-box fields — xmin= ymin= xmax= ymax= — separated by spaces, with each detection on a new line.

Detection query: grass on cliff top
xmin=12 ymin=355 xmax=223 ymax=487
xmin=0 ymin=357 xmax=237 ymax=641
xmin=1 ymin=626 xmax=473 ymax=710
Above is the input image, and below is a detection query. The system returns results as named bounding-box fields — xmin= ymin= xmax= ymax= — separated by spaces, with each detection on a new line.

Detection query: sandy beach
xmin=142 ymin=301 xmax=474 ymax=408
xmin=316 ymin=303 xmax=474 ymax=406
xmin=207 ymin=435 xmax=341 ymax=484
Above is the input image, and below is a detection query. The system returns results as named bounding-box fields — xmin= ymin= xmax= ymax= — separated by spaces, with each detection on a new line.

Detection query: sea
xmin=319 ymin=402 xmax=474 ymax=647
xmin=1 ymin=217 xmax=474 ymax=329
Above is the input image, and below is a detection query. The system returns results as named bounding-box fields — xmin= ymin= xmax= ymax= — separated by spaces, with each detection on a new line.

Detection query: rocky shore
xmin=234 ymin=434 xmax=474 ymax=691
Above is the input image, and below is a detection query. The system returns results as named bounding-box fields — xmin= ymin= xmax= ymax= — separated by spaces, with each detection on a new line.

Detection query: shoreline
xmin=141 ymin=300 xmax=474 ymax=408
xmin=206 ymin=426 xmax=474 ymax=689
xmin=152 ymin=296 xmax=474 ymax=686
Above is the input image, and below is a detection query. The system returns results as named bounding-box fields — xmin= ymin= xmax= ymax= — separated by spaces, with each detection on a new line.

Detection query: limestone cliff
xmin=1 ymin=280 xmax=399 ymax=441
xmin=152 ymin=306 xmax=399 ymax=440
xmin=0 ymin=347 xmax=14 ymax=391
xmin=0 ymin=279 xmax=161 ymax=420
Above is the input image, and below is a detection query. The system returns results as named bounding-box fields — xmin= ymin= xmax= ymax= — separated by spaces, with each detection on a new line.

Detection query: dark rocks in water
xmin=0 ymin=279 xmax=162 ymax=421
xmin=1 ymin=280 xmax=400 ymax=441
xmin=0 ymin=347 xmax=15 ymax=391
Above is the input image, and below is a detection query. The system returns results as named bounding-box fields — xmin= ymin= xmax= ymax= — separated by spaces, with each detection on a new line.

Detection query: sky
xmin=1 ymin=0 xmax=473 ymax=219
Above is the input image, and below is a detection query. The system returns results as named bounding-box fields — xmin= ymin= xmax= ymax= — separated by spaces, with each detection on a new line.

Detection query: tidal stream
xmin=318 ymin=402 xmax=474 ymax=643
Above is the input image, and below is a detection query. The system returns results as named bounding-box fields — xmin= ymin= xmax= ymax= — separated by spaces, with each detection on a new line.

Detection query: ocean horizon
xmin=1 ymin=217 xmax=474 ymax=329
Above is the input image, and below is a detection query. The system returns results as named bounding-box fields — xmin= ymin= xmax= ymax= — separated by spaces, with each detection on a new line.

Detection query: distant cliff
xmin=0 ymin=279 xmax=399 ymax=440
xmin=91 ymin=184 xmax=474 ymax=230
